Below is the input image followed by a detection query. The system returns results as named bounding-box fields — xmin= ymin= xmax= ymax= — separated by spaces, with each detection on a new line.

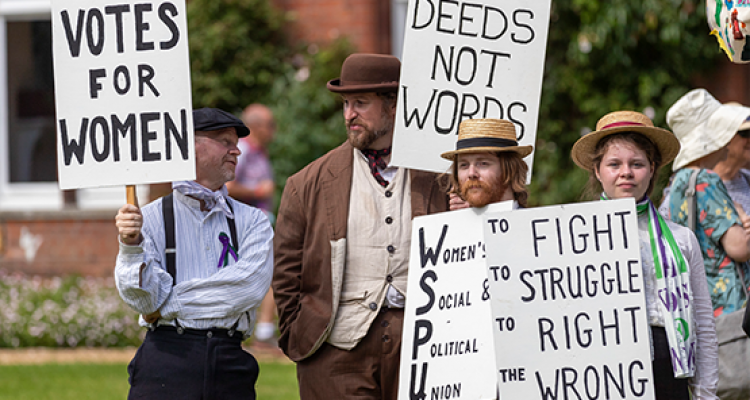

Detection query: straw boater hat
xmin=571 ymin=111 xmax=680 ymax=171
xmin=440 ymin=119 xmax=533 ymax=160
xmin=667 ymin=89 xmax=750 ymax=170
xmin=327 ymin=53 xmax=400 ymax=93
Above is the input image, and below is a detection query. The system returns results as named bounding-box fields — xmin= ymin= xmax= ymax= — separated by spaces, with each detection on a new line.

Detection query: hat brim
xmin=441 ymin=145 xmax=533 ymax=160
xmin=571 ymin=126 xmax=680 ymax=171
xmin=326 ymin=79 xmax=399 ymax=93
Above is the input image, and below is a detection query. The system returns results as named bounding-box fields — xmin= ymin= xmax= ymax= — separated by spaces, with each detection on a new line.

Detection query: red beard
xmin=459 ymin=178 xmax=505 ymax=208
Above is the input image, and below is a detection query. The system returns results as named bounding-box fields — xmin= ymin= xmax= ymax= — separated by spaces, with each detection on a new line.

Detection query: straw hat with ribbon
xmin=440 ymin=119 xmax=532 ymax=160
xmin=667 ymin=89 xmax=750 ymax=171
xmin=571 ymin=111 xmax=680 ymax=171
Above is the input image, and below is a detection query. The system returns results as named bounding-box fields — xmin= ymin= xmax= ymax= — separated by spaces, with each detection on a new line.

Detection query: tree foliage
xmin=187 ymin=0 xmax=290 ymax=112
xmin=530 ymin=0 xmax=722 ymax=206
xmin=187 ymin=0 xmax=352 ymax=213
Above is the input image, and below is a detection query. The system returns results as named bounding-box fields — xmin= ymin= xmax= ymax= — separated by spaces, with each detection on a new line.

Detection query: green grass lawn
xmin=0 ymin=361 xmax=299 ymax=400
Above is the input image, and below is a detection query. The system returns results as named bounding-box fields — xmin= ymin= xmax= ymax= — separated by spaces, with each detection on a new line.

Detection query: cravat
xmin=361 ymin=147 xmax=392 ymax=187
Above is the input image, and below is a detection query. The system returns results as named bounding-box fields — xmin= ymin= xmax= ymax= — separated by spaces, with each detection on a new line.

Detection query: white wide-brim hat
xmin=667 ymin=89 xmax=750 ymax=170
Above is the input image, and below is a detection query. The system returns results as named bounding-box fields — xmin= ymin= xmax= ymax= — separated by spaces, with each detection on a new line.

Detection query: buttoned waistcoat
xmin=272 ymin=141 xmax=449 ymax=361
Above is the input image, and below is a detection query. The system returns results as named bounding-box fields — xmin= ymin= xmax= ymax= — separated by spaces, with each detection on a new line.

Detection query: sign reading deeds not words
xmin=391 ymin=0 xmax=551 ymax=174
xmin=399 ymin=202 xmax=513 ymax=400
xmin=483 ymin=199 xmax=655 ymax=400
xmin=52 ymin=0 xmax=195 ymax=190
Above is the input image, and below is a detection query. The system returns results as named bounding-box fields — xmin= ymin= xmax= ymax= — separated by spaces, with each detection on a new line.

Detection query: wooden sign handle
xmin=126 ymin=185 xmax=138 ymax=206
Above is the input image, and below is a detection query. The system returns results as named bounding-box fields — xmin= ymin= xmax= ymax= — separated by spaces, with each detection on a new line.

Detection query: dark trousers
xmin=297 ymin=308 xmax=404 ymax=400
xmin=127 ymin=326 xmax=259 ymax=400
xmin=652 ymin=326 xmax=690 ymax=400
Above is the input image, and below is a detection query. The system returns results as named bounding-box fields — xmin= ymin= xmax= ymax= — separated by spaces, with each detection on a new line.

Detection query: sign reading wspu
xmin=52 ymin=0 xmax=195 ymax=190
xmin=399 ymin=202 xmax=514 ymax=400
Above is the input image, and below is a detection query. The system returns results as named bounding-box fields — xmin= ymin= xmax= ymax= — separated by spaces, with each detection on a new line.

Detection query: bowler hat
xmin=193 ymin=108 xmax=250 ymax=138
xmin=327 ymin=53 xmax=400 ymax=93
xmin=571 ymin=111 xmax=680 ymax=171
xmin=441 ymin=119 xmax=533 ymax=160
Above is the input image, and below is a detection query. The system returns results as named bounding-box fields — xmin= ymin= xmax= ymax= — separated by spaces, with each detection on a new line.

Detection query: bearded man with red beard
xmin=441 ymin=118 xmax=533 ymax=210
xmin=272 ymin=53 xmax=449 ymax=400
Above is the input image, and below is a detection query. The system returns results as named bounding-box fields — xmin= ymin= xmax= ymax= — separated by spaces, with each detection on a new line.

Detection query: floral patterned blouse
xmin=668 ymin=168 xmax=749 ymax=316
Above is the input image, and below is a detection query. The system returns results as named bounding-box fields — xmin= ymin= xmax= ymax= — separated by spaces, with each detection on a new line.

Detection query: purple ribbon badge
xmin=217 ymin=232 xmax=238 ymax=269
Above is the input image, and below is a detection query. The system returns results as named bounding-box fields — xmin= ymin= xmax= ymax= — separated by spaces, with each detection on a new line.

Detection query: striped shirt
xmin=115 ymin=189 xmax=273 ymax=338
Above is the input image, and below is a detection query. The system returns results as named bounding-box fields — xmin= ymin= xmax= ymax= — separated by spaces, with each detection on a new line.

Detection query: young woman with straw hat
xmin=572 ymin=110 xmax=718 ymax=400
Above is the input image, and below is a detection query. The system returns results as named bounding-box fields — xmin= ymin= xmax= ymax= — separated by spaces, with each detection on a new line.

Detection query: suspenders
xmin=161 ymin=193 xmax=238 ymax=285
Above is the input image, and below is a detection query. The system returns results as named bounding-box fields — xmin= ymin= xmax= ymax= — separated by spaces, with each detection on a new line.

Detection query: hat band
xmin=456 ymin=137 xmax=518 ymax=150
xmin=601 ymin=121 xmax=645 ymax=130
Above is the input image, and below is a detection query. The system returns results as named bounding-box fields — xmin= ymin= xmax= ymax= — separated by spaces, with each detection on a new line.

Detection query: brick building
xmin=0 ymin=0 xmax=408 ymax=276
xmin=0 ymin=0 xmax=748 ymax=276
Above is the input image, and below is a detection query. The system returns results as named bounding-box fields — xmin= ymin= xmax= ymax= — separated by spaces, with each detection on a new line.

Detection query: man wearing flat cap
xmin=442 ymin=118 xmax=532 ymax=210
xmin=115 ymin=108 xmax=273 ymax=400
xmin=273 ymin=53 xmax=449 ymax=399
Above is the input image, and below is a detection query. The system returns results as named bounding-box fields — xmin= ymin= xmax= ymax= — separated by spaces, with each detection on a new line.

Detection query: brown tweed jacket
xmin=272 ymin=140 xmax=449 ymax=361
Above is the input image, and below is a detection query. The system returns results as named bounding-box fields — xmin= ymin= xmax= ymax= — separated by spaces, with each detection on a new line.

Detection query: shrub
xmin=0 ymin=270 xmax=143 ymax=348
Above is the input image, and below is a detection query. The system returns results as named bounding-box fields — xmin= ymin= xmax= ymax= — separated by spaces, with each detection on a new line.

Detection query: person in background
xmin=227 ymin=103 xmax=278 ymax=347
xmin=665 ymin=89 xmax=750 ymax=317
xmin=572 ymin=110 xmax=718 ymax=400
xmin=716 ymin=102 xmax=750 ymax=214
xmin=440 ymin=118 xmax=531 ymax=210
xmin=272 ymin=53 xmax=449 ymax=399
xmin=114 ymin=108 xmax=273 ymax=399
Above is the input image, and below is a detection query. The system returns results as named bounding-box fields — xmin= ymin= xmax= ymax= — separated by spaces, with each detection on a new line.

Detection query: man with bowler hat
xmin=115 ymin=108 xmax=273 ymax=400
xmin=273 ymin=53 xmax=449 ymax=399
xmin=441 ymin=118 xmax=532 ymax=210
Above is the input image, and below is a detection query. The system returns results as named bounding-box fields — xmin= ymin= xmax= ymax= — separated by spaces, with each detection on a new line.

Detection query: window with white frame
xmin=0 ymin=1 xmax=146 ymax=211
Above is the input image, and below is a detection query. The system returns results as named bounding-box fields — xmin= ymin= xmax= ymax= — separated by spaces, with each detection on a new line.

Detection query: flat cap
xmin=193 ymin=108 xmax=250 ymax=138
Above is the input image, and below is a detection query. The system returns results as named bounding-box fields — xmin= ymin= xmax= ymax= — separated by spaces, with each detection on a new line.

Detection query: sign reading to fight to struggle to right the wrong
xmin=391 ymin=0 xmax=552 ymax=175
xmin=483 ymin=199 xmax=656 ymax=400
xmin=52 ymin=0 xmax=195 ymax=189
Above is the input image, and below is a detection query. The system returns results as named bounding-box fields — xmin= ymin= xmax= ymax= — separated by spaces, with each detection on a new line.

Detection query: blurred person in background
xmin=665 ymin=89 xmax=750 ymax=317
xmin=227 ymin=103 xmax=278 ymax=348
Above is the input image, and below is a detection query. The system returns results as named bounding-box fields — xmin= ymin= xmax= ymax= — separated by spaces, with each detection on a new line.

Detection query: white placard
xmin=399 ymin=201 xmax=513 ymax=400
xmin=52 ymin=0 xmax=195 ymax=190
xmin=483 ymin=199 xmax=655 ymax=400
xmin=391 ymin=0 xmax=552 ymax=174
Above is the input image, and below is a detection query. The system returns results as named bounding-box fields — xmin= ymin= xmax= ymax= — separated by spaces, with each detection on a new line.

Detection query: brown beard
xmin=459 ymin=178 xmax=506 ymax=208
xmin=346 ymin=110 xmax=394 ymax=150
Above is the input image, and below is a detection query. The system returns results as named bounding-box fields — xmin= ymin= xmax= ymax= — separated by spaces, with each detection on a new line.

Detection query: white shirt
xmin=115 ymin=189 xmax=273 ymax=337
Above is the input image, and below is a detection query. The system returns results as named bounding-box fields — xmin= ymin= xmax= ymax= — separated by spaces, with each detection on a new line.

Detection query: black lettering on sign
xmin=104 ymin=5 xmax=130 ymax=53
xmin=58 ymin=110 xmax=190 ymax=166
xmin=419 ymin=225 xmax=448 ymax=268
xmin=533 ymin=361 xmax=648 ymax=400
xmin=158 ymin=2 xmax=180 ymax=50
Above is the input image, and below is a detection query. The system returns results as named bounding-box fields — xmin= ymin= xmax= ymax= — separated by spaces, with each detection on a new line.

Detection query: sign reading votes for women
xmin=399 ymin=202 xmax=513 ymax=400
xmin=391 ymin=0 xmax=552 ymax=174
xmin=483 ymin=199 xmax=655 ymax=400
xmin=52 ymin=0 xmax=194 ymax=189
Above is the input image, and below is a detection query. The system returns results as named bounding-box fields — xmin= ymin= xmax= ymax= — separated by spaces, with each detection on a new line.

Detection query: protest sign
xmin=52 ymin=0 xmax=195 ymax=190
xmin=399 ymin=201 xmax=513 ymax=400
xmin=483 ymin=199 xmax=655 ymax=400
xmin=391 ymin=0 xmax=551 ymax=174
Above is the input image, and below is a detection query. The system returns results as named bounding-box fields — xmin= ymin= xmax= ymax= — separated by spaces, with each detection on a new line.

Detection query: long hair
xmin=583 ymin=132 xmax=662 ymax=200
xmin=448 ymin=151 xmax=529 ymax=207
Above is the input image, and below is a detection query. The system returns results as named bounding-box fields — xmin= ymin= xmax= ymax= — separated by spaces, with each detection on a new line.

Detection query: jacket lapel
xmin=321 ymin=142 xmax=353 ymax=240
